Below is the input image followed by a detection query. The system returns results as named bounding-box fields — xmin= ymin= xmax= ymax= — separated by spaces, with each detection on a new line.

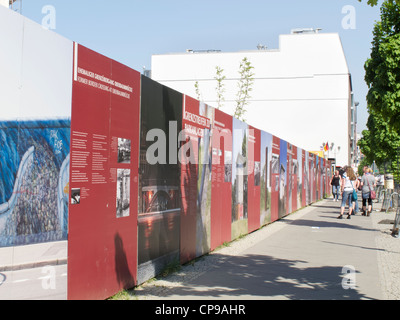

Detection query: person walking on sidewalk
xmin=338 ymin=166 xmax=357 ymax=219
xmin=361 ymin=167 xmax=376 ymax=216
xmin=352 ymin=174 xmax=361 ymax=214
xmin=331 ymin=170 xmax=341 ymax=201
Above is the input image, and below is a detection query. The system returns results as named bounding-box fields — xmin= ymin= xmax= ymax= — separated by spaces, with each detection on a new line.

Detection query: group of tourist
xmin=331 ymin=165 xmax=376 ymax=220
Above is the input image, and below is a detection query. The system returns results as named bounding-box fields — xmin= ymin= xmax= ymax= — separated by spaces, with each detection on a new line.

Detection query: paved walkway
xmin=1 ymin=198 xmax=399 ymax=300
xmin=131 ymin=198 xmax=400 ymax=300
xmin=0 ymin=240 xmax=67 ymax=272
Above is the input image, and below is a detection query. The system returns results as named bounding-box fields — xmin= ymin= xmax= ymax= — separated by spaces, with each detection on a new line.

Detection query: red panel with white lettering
xmin=180 ymin=95 xmax=214 ymax=262
xmin=68 ymin=43 xmax=140 ymax=300
xmin=210 ymin=108 xmax=233 ymax=250
xmin=247 ymin=126 xmax=261 ymax=233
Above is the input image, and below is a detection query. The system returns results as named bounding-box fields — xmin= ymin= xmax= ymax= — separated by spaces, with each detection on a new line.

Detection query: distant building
xmin=0 ymin=0 xmax=20 ymax=11
xmin=151 ymin=29 xmax=357 ymax=166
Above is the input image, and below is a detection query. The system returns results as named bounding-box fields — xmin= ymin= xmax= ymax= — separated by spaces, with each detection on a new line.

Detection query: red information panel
xmin=314 ymin=155 xmax=318 ymax=202
xmin=68 ymin=43 xmax=140 ymax=300
xmin=301 ymin=149 xmax=307 ymax=208
xmin=318 ymin=156 xmax=322 ymax=200
xmin=270 ymin=136 xmax=280 ymax=222
xmin=287 ymin=143 xmax=298 ymax=214
xmin=325 ymin=159 xmax=331 ymax=197
xmin=180 ymin=96 xmax=200 ymax=263
xmin=309 ymin=152 xmax=316 ymax=204
xmin=247 ymin=126 xmax=261 ymax=233
xmin=180 ymin=95 xmax=214 ymax=262
xmin=210 ymin=108 xmax=232 ymax=251
xmin=323 ymin=159 xmax=326 ymax=197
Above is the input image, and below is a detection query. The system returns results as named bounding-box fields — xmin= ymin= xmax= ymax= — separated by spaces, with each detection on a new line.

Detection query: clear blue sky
xmin=20 ymin=0 xmax=382 ymax=132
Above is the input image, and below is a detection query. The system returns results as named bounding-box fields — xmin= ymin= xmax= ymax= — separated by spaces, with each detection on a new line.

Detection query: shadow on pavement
xmin=321 ymin=241 xmax=387 ymax=253
xmin=132 ymin=253 xmax=374 ymax=300
xmin=283 ymin=218 xmax=376 ymax=232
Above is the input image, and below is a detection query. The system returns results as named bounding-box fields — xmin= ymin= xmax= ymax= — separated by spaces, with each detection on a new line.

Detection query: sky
xmin=18 ymin=0 xmax=382 ymax=132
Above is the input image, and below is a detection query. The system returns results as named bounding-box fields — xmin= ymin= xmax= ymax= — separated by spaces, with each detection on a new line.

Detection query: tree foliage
xmin=358 ymin=109 xmax=400 ymax=166
xmin=234 ymin=57 xmax=255 ymax=122
xmin=194 ymin=81 xmax=201 ymax=101
xmin=215 ymin=66 xmax=226 ymax=110
xmin=193 ymin=60 xmax=254 ymax=118
xmin=358 ymin=109 xmax=400 ymax=179
xmin=358 ymin=0 xmax=400 ymax=6
xmin=359 ymin=0 xmax=400 ymax=179
xmin=358 ymin=0 xmax=380 ymax=6
xmin=364 ymin=0 xmax=400 ymax=131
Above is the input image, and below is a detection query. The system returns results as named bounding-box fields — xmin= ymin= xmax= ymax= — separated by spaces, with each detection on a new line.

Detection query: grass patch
xmin=159 ymin=260 xmax=182 ymax=278
xmin=108 ymin=289 xmax=135 ymax=300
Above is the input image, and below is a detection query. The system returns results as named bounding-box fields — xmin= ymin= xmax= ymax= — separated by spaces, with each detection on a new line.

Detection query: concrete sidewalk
xmin=132 ymin=199 xmax=400 ymax=300
xmin=0 ymin=240 xmax=67 ymax=272
xmin=1 ymin=198 xmax=399 ymax=300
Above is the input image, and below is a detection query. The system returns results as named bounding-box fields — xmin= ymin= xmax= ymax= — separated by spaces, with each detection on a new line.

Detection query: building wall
xmin=0 ymin=0 xmax=8 ymax=8
xmin=151 ymin=32 xmax=353 ymax=166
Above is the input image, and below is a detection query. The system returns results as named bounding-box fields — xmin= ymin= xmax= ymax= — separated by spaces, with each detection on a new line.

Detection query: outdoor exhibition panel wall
xmin=138 ymin=76 xmax=182 ymax=284
xmin=0 ymin=6 xmax=332 ymax=300
xmin=68 ymin=44 xmax=141 ymax=300
xmin=0 ymin=7 xmax=72 ymax=300
xmin=0 ymin=9 xmax=72 ymax=246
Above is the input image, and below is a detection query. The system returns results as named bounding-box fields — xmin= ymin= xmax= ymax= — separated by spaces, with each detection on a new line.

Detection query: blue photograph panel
xmin=0 ymin=119 xmax=70 ymax=247
xmin=279 ymin=140 xmax=287 ymax=218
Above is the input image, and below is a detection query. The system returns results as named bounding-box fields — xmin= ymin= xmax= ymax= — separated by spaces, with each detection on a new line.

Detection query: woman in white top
xmin=338 ymin=166 xmax=357 ymax=219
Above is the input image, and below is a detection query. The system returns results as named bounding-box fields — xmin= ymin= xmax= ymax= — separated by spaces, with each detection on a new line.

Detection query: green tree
xmin=364 ymin=0 xmax=400 ymax=132
xmin=360 ymin=0 xmax=400 ymax=181
xmin=358 ymin=109 xmax=400 ymax=179
xmin=215 ymin=66 xmax=226 ymax=110
xmin=358 ymin=109 xmax=400 ymax=163
xmin=234 ymin=57 xmax=255 ymax=122
xmin=358 ymin=0 xmax=400 ymax=6
xmin=194 ymin=81 xmax=201 ymax=101
xmin=358 ymin=157 xmax=371 ymax=176
xmin=358 ymin=0 xmax=380 ymax=6
xmin=194 ymin=59 xmax=254 ymax=119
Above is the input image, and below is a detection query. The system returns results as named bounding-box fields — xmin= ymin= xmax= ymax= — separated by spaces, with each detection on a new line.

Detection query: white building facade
xmin=151 ymin=31 xmax=357 ymax=167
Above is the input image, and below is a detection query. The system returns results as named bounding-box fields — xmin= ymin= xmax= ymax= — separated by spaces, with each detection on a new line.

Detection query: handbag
xmin=366 ymin=177 xmax=376 ymax=200
xmin=350 ymin=180 xmax=358 ymax=201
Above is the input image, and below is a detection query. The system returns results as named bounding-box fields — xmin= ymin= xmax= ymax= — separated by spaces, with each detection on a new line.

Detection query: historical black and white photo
xmin=118 ymin=138 xmax=131 ymax=164
xmin=116 ymin=169 xmax=130 ymax=218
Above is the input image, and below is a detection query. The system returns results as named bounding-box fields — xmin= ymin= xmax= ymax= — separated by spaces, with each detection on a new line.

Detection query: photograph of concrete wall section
xmin=151 ymin=31 xmax=357 ymax=168
xmin=0 ymin=4 xmax=333 ymax=300
xmin=0 ymin=3 xmax=72 ymax=300
xmin=0 ymin=0 xmax=73 ymax=246
xmin=0 ymin=120 xmax=70 ymax=247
